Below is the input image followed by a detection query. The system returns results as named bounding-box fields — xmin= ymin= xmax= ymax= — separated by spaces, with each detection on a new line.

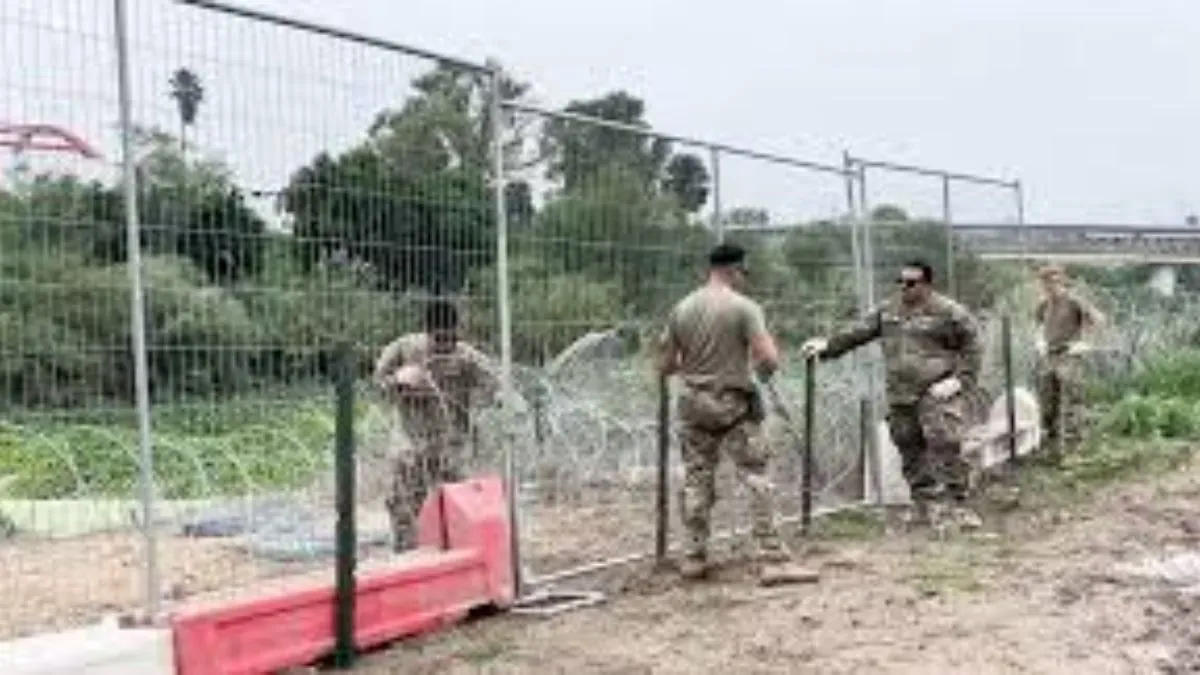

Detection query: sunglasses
xmin=896 ymin=278 xmax=923 ymax=288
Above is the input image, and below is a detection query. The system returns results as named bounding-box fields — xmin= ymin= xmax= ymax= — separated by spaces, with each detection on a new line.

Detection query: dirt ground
xmin=352 ymin=457 xmax=1200 ymax=674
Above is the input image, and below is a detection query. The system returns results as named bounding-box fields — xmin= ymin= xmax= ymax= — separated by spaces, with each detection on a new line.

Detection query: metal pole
xmin=176 ymin=0 xmax=491 ymax=73
xmin=858 ymin=164 xmax=876 ymax=308
xmin=1014 ymin=179 xmax=1027 ymax=262
xmin=942 ymin=173 xmax=955 ymax=297
xmin=855 ymin=161 xmax=884 ymax=504
xmin=710 ymin=146 xmax=723 ymax=242
xmin=844 ymin=151 xmax=865 ymax=315
xmin=112 ymin=0 xmax=159 ymax=621
xmin=655 ymin=375 xmax=670 ymax=565
xmin=489 ymin=68 xmax=522 ymax=597
xmin=332 ymin=342 xmax=357 ymax=669
xmin=1002 ymin=314 xmax=1018 ymax=469
xmin=844 ymin=151 xmax=870 ymax=502
xmin=801 ymin=357 xmax=816 ymax=535
xmin=857 ymin=398 xmax=869 ymax=502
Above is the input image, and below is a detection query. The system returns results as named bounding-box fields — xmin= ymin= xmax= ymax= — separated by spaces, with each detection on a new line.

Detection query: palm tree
xmin=169 ymin=68 xmax=204 ymax=156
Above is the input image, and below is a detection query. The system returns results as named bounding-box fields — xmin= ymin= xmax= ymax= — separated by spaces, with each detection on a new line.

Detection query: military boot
xmin=902 ymin=498 xmax=932 ymax=530
xmin=678 ymin=553 xmax=710 ymax=581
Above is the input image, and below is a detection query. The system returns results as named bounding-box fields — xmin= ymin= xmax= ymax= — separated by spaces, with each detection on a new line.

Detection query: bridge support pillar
xmin=1149 ymin=265 xmax=1178 ymax=297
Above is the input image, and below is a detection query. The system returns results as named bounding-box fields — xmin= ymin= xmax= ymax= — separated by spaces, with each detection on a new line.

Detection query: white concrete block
xmin=0 ymin=621 xmax=174 ymax=675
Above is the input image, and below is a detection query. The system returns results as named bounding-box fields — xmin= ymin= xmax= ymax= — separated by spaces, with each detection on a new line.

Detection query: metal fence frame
xmin=845 ymin=152 xmax=1024 ymax=298
xmin=131 ymin=0 xmax=522 ymax=611
xmin=11 ymin=0 xmax=1033 ymax=632
xmin=498 ymin=100 xmax=882 ymax=586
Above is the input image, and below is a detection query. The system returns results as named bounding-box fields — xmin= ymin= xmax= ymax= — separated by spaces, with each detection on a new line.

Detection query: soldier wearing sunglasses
xmin=801 ymin=260 xmax=983 ymax=531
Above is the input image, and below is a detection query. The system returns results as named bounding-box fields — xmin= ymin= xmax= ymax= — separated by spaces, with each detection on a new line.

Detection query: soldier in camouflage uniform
xmin=373 ymin=300 xmax=500 ymax=551
xmin=1034 ymin=265 xmax=1104 ymax=459
xmin=802 ymin=261 xmax=983 ymax=530
xmin=660 ymin=243 xmax=817 ymax=584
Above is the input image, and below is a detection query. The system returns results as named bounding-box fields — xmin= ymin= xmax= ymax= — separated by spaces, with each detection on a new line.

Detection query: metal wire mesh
xmin=491 ymin=102 xmax=873 ymax=582
xmin=2 ymin=0 xmax=1067 ymax=643
xmin=0 ymin=0 xmax=508 ymax=637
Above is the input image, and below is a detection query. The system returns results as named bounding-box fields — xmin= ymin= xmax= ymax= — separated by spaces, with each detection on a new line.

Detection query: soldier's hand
xmin=800 ymin=337 xmax=828 ymax=359
xmin=1034 ymin=336 xmax=1047 ymax=356
xmin=929 ymin=377 xmax=961 ymax=400
xmin=390 ymin=364 xmax=432 ymax=392
xmin=1066 ymin=341 xmax=1091 ymax=356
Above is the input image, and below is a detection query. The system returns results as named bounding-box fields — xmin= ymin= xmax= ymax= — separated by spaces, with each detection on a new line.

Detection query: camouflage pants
xmin=887 ymin=390 xmax=970 ymax=503
xmin=676 ymin=387 xmax=785 ymax=562
xmin=1037 ymin=352 xmax=1084 ymax=454
xmin=384 ymin=434 xmax=466 ymax=552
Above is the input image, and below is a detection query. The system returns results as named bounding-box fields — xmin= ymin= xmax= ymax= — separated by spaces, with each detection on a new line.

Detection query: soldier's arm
xmin=372 ymin=336 xmax=409 ymax=390
xmin=461 ymin=343 xmax=502 ymax=404
xmin=1076 ymin=294 xmax=1107 ymax=337
xmin=823 ymin=307 xmax=883 ymax=360
xmin=657 ymin=312 xmax=682 ymax=377
xmin=1033 ymin=297 xmax=1047 ymax=325
xmin=744 ymin=301 xmax=780 ymax=378
xmin=950 ymin=305 xmax=983 ymax=389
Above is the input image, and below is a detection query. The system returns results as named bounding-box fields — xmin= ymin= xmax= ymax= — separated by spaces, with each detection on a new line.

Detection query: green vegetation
xmin=4 ymin=58 xmax=1200 ymax=505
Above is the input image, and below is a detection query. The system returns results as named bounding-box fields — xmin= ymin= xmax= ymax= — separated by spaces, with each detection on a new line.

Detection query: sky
xmin=3 ymin=0 xmax=1199 ymax=226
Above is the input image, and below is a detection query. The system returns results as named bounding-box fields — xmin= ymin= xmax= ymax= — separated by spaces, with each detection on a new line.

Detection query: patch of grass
xmin=811 ymin=507 xmax=886 ymax=541
xmin=1010 ymin=437 xmax=1196 ymax=514
xmin=0 ymin=393 xmax=378 ymax=499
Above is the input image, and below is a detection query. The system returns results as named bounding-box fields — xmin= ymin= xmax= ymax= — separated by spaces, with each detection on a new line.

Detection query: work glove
xmin=929 ymin=376 xmax=962 ymax=401
xmin=389 ymin=364 xmax=433 ymax=392
xmin=800 ymin=337 xmax=828 ymax=359
xmin=1066 ymin=341 xmax=1091 ymax=356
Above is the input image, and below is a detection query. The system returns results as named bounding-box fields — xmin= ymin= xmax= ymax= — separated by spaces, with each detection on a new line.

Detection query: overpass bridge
xmin=953 ymin=224 xmax=1200 ymax=264
xmin=724 ymin=223 xmax=1200 ymax=265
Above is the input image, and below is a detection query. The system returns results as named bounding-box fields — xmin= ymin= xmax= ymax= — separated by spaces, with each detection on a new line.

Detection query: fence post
xmin=489 ymin=66 xmax=522 ymax=598
xmin=655 ymin=375 xmax=670 ymax=565
xmin=710 ymin=146 xmax=723 ymax=241
xmin=111 ymin=0 xmax=160 ymax=622
xmin=1002 ymin=314 xmax=1018 ymax=469
xmin=801 ymin=357 xmax=816 ymax=535
xmin=942 ymin=172 xmax=955 ymax=297
xmin=853 ymin=160 xmax=885 ymax=504
xmin=857 ymin=398 xmax=870 ymax=502
xmin=332 ymin=341 xmax=357 ymax=668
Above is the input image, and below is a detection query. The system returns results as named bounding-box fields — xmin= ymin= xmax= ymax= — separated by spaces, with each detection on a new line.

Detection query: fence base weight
xmin=171 ymin=475 xmax=514 ymax=675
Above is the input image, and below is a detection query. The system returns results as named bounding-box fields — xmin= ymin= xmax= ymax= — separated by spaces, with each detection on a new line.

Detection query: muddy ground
xmin=352 ymin=453 xmax=1200 ymax=674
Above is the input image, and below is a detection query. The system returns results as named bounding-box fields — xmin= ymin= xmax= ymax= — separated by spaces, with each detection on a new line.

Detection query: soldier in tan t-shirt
xmin=373 ymin=300 xmax=500 ymax=551
xmin=659 ymin=243 xmax=816 ymax=585
xmin=1033 ymin=265 xmax=1104 ymax=457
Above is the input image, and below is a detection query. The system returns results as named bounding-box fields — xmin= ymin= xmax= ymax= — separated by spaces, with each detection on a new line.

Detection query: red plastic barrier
xmin=171 ymin=475 xmax=513 ymax=675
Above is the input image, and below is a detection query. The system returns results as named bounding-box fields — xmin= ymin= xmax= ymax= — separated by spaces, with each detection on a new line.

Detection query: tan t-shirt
xmin=1035 ymin=291 xmax=1100 ymax=351
xmin=373 ymin=333 xmax=499 ymax=434
xmin=663 ymin=285 xmax=767 ymax=391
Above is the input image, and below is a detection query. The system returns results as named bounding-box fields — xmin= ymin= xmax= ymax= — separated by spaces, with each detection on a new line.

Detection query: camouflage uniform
xmin=823 ymin=291 xmax=982 ymax=505
xmin=373 ymin=334 xmax=499 ymax=551
xmin=663 ymin=286 xmax=787 ymax=566
xmin=1035 ymin=291 xmax=1101 ymax=454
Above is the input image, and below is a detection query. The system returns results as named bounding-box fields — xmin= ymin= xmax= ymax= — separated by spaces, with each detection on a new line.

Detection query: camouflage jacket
xmin=823 ymin=292 xmax=982 ymax=405
xmin=373 ymin=333 xmax=500 ymax=438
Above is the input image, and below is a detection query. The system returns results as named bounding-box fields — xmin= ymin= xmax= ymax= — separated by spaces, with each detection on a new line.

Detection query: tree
xmin=870 ymin=204 xmax=909 ymax=222
xmin=504 ymin=180 xmax=534 ymax=229
xmin=661 ymin=153 xmax=710 ymax=213
xmin=283 ymin=62 xmax=537 ymax=291
xmin=782 ymin=221 xmax=855 ymax=288
xmin=283 ymin=146 xmax=493 ymax=292
xmin=169 ymin=68 xmax=204 ymax=156
xmin=533 ymin=164 xmax=709 ymax=313
xmin=541 ymin=91 xmax=672 ymax=194
xmin=724 ymin=207 xmax=771 ymax=227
